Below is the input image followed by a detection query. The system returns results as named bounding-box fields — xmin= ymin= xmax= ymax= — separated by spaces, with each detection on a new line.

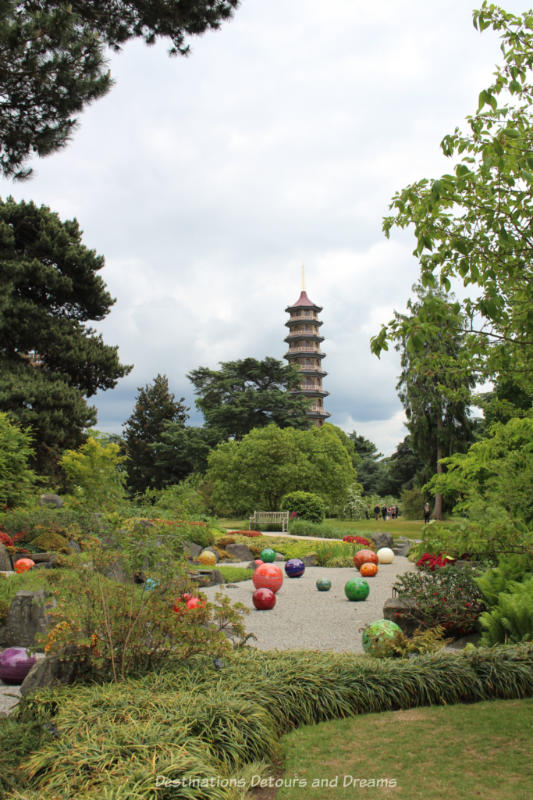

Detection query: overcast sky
xmin=2 ymin=0 xmax=529 ymax=455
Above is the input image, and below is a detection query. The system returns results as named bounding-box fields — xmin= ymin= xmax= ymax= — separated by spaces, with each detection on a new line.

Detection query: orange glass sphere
xmin=353 ymin=549 xmax=378 ymax=570
xmin=252 ymin=563 xmax=283 ymax=593
xmin=13 ymin=558 xmax=35 ymax=574
xmin=360 ymin=562 xmax=379 ymax=577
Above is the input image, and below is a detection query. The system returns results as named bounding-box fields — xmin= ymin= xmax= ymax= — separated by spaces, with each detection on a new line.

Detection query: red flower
xmin=0 ymin=531 xmax=14 ymax=547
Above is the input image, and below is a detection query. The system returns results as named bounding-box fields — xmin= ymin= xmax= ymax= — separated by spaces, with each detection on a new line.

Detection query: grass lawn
xmin=218 ymin=518 xmax=425 ymax=539
xmin=276 ymin=698 xmax=533 ymax=800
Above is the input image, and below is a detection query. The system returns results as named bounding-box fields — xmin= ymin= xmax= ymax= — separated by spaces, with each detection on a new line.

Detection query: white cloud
xmin=2 ymin=0 xmax=527 ymax=454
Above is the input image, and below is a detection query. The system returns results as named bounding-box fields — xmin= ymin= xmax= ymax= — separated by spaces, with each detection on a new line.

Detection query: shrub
xmin=342 ymin=483 xmax=367 ymax=520
xmin=417 ymin=552 xmax=456 ymax=571
xmin=0 ymin=411 xmax=37 ymax=507
xmin=314 ymin=541 xmax=357 ymax=567
xmin=361 ymin=624 xmax=452 ymax=659
xmin=288 ymin=519 xmax=344 ymax=538
xmin=400 ymin=486 xmax=426 ymax=520
xmin=281 ymin=491 xmax=326 ymax=523
xmin=31 ymin=532 xmax=71 ymax=553
xmin=479 ymin=577 xmax=533 ymax=646
xmin=60 ymin=436 xmax=127 ymax=512
xmin=392 ymin=565 xmax=486 ymax=636
xmin=475 ymin=554 xmax=533 ymax=609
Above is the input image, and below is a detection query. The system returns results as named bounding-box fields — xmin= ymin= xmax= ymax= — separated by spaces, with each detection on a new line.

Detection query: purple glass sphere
xmin=0 ymin=647 xmax=36 ymax=684
xmin=285 ymin=558 xmax=305 ymax=578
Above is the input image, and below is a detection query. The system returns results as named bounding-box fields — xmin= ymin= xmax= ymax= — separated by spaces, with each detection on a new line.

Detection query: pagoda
xmin=284 ymin=275 xmax=330 ymax=426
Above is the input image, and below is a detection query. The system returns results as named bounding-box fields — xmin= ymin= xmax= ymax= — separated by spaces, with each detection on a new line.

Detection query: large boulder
xmin=382 ymin=596 xmax=418 ymax=636
xmin=372 ymin=531 xmax=394 ymax=549
xmin=3 ymin=590 xmax=57 ymax=648
xmin=182 ymin=541 xmax=203 ymax=560
xmin=38 ymin=493 xmax=63 ymax=508
xmin=301 ymin=554 xmax=318 ymax=566
xmin=20 ymin=655 xmax=78 ymax=696
xmin=392 ymin=537 xmax=412 ymax=557
xmin=225 ymin=543 xmax=254 ymax=561
xmin=0 ymin=543 xmax=12 ymax=571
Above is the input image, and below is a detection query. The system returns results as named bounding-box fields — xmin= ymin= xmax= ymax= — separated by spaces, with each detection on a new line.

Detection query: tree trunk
xmin=432 ymin=439 xmax=444 ymax=520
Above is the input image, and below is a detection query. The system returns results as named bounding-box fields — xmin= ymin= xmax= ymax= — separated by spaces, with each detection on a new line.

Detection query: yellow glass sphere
xmin=199 ymin=550 xmax=217 ymax=566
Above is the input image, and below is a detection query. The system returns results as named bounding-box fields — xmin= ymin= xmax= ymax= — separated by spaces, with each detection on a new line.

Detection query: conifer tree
xmin=123 ymin=374 xmax=189 ymax=494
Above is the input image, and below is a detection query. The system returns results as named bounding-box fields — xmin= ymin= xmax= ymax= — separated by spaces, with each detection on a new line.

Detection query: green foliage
xmin=287 ymin=519 xmax=347 ymax=538
xmin=0 ymin=506 xmax=109 ymax=544
xmin=0 ymin=717 xmax=50 ymax=795
xmin=60 ymin=435 xmax=126 ymax=511
xmin=189 ymin=356 xmax=313 ymax=441
xmin=147 ymin=475 xmax=209 ymax=518
xmin=0 ymin=411 xmax=37 ymax=506
xmin=123 ymin=374 xmax=189 ymax=495
xmin=281 ymin=491 xmax=325 ymax=523
xmin=372 ymin=5 xmax=533 ymax=396
xmin=393 ymin=565 xmax=486 ymax=636
xmin=378 ymin=435 xmax=425 ymax=496
xmin=0 ymin=569 xmax=71 ymax=624
xmin=479 ymin=577 xmax=533 ymax=645
xmin=0 ymin=0 xmax=240 ymax=178
xmin=475 ymin=554 xmax=533 ymax=609
xmin=426 ymin=413 xmax=533 ymax=527
xmin=400 ymin=486 xmax=426 ymax=520
xmin=0 ymin=198 xmax=131 ymax=475
xmin=207 ymin=423 xmax=357 ymax=515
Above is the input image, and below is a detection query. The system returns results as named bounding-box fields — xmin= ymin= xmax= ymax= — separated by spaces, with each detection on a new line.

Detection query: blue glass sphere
xmin=285 ymin=558 xmax=305 ymax=578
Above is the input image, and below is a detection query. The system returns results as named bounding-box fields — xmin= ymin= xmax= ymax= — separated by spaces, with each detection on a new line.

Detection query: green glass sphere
xmin=260 ymin=547 xmax=276 ymax=563
xmin=362 ymin=619 xmax=402 ymax=655
xmin=316 ymin=577 xmax=332 ymax=592
xmin=344 ymin=578 xmax=369 ymax=601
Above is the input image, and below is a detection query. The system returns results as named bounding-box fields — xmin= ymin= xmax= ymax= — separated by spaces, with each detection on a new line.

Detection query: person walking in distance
xmin=424 ymin=502 xmax=431 ymax=524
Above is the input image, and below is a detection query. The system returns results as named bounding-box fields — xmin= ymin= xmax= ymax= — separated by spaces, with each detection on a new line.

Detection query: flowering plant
xmin=393 ymin=565 xmax=485 ymax=636
xmin=226 ymin=530 xmax=261 ymax=538
xmin=343 ymin=535 xmax=371 ymax=546
xmin=417 ymin=552 xmax=455 ymax=571
xmin=0 ymin=530 xmax=14 ymax=547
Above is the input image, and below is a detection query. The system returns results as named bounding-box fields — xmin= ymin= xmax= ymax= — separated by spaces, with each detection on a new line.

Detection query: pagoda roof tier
xmin=308 ymin=409 xmax=331 ymax=420
xmin=284 ymin=349 xmax=326 ymax=359
xmin=285 ymin=318 xmax=323 ymax=328
xmin=296 ymin=388 xmax=329 ymax=399
xmin=285 ymin=290 xmax=322 ymax=313
xmin=290 ymin=367 xmax=328 ymax=378
xmin=284 ymin=332 xmax=324 ymax=344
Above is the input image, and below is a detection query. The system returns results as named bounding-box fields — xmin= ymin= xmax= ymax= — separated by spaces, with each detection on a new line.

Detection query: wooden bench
xmin=249 ymin=511 xmax=289 ymax=533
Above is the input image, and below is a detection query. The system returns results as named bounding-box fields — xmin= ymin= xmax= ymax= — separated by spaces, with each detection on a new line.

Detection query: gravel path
xmin=203 ymin=556 xmax=414 ymax=654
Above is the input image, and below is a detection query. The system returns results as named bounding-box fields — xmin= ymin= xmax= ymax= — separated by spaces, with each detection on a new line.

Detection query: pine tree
xmin=123 ymin=374 xmax=189 ymax=494
xmin=0 ymin=197 xmax=131 ymax=475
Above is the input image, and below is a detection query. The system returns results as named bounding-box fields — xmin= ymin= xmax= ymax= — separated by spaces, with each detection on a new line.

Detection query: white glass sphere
xmin=377 ymin=547 xmax=394 ymax=564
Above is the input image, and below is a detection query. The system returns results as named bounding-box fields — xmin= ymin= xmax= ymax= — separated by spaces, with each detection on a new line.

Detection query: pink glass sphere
xmin=252 ymin=563 xmax=283 ymax=593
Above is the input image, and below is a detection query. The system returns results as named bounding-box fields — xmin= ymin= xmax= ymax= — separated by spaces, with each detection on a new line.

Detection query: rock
xmin=4 ymin=590 xmax=57 ymax=648
xmin=20 ymin=656 xmax=78 ymax=696
xmin=225 ymin=543 xmax=254 ymax=561
xmin=30 ymin=552 xmax=53 ymax=563
xmin=0 ymin=543 xmax=12 ymax=571
xmin=274 ymin=553 xmax=285 ymax=562
xmin=372 ymin=531 xmax=394 ymax=549
xmin=38 ymin=493 xmax=63 ymax=508
xmin=301 ymin=554 xmax=318 ymax=567
xmin=382 ymin=597 xmax=418 ymax=635
xmin=207 ymin=569 xmax=225 ymax=586
xmin=68 ymin=540 xmax=82 ymax=553
xmin=392 ymin=537 xmax=412 ymax=557
xmin=183 ymin=541 xmax=203 ymax=559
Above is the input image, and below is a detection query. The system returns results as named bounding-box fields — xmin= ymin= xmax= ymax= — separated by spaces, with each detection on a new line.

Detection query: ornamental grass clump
xmin=7 ymin=645 xmax=533 ymax=799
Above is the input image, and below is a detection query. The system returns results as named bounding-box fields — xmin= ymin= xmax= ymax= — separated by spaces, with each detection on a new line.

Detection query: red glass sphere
xmin=353 ymin=549 xmax=379 ymax=570
xmin=252 ymin=563 xmax=283 ymax=593
xmin=252 ymin=588 xmax=276 ymax=610
xmin=13 ymin=558 xmax=35 ymax=574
